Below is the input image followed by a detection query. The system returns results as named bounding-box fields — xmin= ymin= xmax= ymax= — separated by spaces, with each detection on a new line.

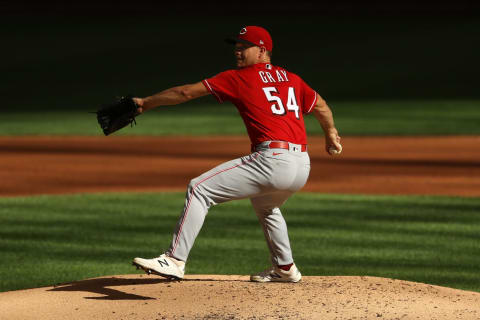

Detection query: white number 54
xmin=262 ymin=86 xmax=300 ymax=119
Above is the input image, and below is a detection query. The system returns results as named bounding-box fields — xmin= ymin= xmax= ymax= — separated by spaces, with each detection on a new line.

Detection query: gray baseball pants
xmin=167 ymin=141 xmax=310 ymax=266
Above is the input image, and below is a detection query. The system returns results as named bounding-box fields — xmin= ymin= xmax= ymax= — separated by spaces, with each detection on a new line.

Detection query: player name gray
xmin=259 ymin=70 xmax=290 ymax=84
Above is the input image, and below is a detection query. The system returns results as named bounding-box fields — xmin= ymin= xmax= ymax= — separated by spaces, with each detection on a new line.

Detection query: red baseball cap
xmin=225 ymin=26 xmax=273 ymax=51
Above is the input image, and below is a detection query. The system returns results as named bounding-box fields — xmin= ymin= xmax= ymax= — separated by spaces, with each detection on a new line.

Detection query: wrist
xmin=133 ymin=97 xmax=144 ymax=107
xmin=324 ymin=127 xmax=338 ymax=135
xmin=141 ymin=97 xmax=154 ymax=112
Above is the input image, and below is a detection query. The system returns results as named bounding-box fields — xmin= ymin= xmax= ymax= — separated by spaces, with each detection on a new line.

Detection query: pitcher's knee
xmin=187 ymin=175 xmax=204 ymax=193
xmin=186 ymin=178 xmax=214 ymax=208
xmin=254 ymin=206 xmax=282 ymax=217
xmin=187 ymin=179 xmax=196 ymax=194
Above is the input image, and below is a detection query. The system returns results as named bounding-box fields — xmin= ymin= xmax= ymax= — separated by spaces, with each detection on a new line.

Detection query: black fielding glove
xmin=96 ymin=95 xmax=140 ymax=136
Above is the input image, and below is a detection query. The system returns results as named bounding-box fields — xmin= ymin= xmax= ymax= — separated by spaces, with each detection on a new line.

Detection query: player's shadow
xmin=48 ymin=277 xmax=169 ymax=300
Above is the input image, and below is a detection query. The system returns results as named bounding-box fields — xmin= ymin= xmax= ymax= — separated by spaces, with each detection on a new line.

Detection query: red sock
xmin=278 ymin=263 xmax=293 ymax=271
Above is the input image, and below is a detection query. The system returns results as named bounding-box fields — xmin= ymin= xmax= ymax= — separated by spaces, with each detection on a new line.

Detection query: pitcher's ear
xmin=258 ymin=46 xmax=267 ymax=57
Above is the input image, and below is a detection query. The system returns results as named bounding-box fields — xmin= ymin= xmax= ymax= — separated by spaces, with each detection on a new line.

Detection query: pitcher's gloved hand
xmin=96 ymin=95 xmax=140 ymax=136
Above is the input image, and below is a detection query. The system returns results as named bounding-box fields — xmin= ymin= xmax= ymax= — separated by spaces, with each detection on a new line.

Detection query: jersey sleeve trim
xmin=306 ymin=91 xmax=318 ymax=114
xmin=202 ymin=79 xmax=223 ymax=103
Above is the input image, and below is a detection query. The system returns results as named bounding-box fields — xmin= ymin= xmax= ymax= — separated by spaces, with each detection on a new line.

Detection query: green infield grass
xmin=1 ymin=99 xmax=479 ymax=136
xmin=0 ymin=192 xmax=479 ymax=292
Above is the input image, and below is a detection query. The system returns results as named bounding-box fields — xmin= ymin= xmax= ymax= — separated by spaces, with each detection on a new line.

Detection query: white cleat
xmin=132 ymin=254 xmax=185 ymax=280
xmin=250 ymin=264 xmax=302 ymax=283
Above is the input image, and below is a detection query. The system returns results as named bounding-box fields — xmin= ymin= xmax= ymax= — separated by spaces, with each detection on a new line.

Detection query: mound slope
xmin=1 ymin=275 xmax=479 ymax=320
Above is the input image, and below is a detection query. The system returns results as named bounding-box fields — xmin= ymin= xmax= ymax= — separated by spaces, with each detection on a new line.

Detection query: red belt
xmin=253 ymin=141 xmax=307 ymax=152
xmin=269 ymin=141 xmax=307 ymax=152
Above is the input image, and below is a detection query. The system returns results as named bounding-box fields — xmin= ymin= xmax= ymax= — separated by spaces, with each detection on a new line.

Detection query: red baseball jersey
xmin=202 ymin=63 xmax=318 ymax=146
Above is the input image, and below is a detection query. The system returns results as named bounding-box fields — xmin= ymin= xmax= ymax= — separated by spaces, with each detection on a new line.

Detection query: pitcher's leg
xmin=167 ymin=184 xmax=210 ymax=261
xmin=167 ymin=153 xmax=268 ymax=261
xmin=250 ymin=192 xmax=295 ymax=266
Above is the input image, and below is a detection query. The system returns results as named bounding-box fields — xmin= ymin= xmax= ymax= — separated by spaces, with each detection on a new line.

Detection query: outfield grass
xmin=1 ymin=99 xmax=479 ymax=136
xmin=0 ymin=192 xmax=478 ymax=292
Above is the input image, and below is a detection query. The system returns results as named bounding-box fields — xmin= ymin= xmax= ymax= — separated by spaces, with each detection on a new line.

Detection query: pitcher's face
xmin=234 ymin=43 xmax=261 ymax=68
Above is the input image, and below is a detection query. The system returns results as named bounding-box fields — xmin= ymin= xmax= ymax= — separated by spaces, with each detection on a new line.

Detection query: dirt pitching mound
xmin=1 ymin=275 xmax=479 ymax=320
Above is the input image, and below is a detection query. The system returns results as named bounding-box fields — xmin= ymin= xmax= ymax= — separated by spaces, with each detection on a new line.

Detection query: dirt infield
xmin=1 ymin=135 xmax=480 ymax=319
xmin=1 ymin=275 xmax=479 ymax=320
xmin=1 ymin=135 xmax=479 ymax=197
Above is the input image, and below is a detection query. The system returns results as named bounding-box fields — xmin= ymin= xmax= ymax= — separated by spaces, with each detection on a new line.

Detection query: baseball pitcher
xmin=131 ymin=26 xmax=342 ymax=282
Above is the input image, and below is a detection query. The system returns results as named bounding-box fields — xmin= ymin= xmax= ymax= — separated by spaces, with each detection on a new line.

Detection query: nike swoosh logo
xmin=272 ymin=152 xmax=283 ymax=156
